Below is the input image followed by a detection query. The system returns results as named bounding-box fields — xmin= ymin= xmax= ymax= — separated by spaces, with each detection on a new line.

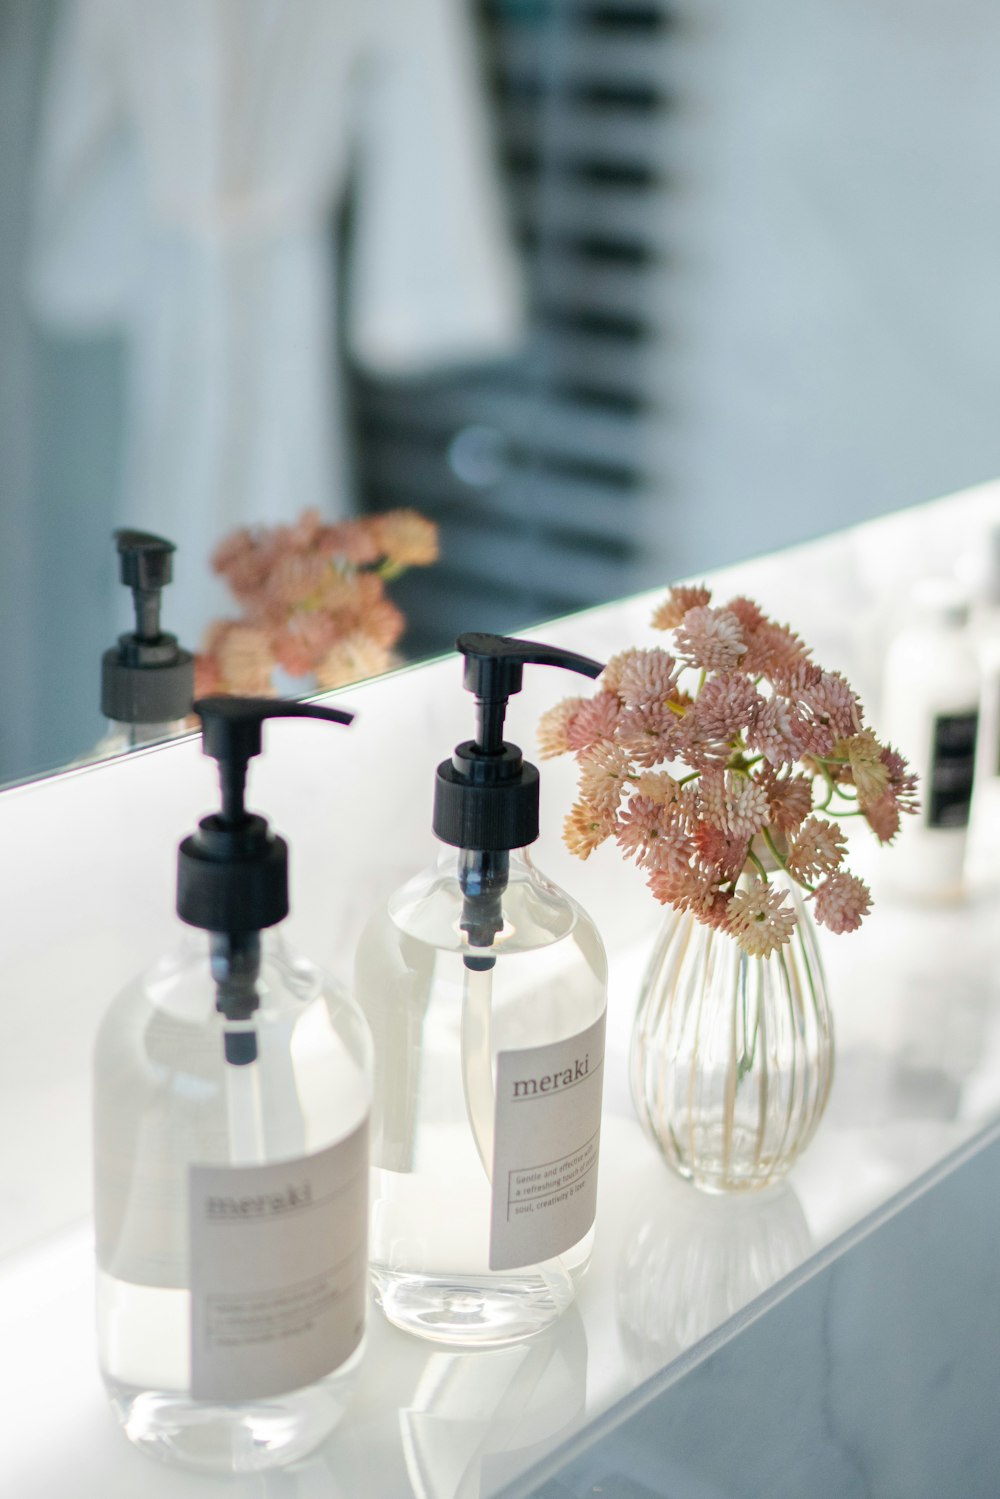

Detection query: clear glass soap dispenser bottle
xmin=93 ymin=698 xmax=372 ymax=1474
xmin=355 ymin=634 xmax=609 ymax=1347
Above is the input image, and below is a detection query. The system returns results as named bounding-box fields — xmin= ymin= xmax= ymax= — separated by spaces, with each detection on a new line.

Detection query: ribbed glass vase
xmin=629 ymin=873 xmax=834 ymax=1193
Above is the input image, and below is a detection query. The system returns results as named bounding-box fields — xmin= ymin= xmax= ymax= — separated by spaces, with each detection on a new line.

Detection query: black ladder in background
xmin=347 ymin=0 xmax=678 ymax=659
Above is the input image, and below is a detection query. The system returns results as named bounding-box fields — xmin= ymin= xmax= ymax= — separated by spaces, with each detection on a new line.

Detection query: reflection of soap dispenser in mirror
xmin=96 ymin=528 xmax=195 ymax=756
xmin=880 ymin=579 xmax=979 ymax=902
xmin=965 ymin=524 xmax=1000 ymax=889
xmin=93 ymin=697 xmax=372 ymax=1474
xmin=356 ymin=633 xmax=609 ymax=1347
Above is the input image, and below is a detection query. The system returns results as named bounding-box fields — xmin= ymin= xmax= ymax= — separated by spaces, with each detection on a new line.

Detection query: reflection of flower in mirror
xmin=196 ymin=508 xmax=438 ymax=697
xmin=541 ymin=584 xmax=920 ymax=956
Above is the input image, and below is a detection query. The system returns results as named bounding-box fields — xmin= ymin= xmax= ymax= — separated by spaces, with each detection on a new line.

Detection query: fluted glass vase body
xmin=629 ymin=874 xmax=833 ymax=1193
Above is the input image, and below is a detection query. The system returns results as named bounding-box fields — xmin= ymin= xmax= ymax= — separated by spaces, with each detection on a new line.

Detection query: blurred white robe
xmin=29 ymin=0 xmax=523 ymax=641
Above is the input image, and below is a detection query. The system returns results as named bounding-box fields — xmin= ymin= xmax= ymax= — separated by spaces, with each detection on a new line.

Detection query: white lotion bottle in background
xmin=93 ymin=698 xmax=372 ymax=1474
xmin=880 ymin=579 xmax=980 ymax=901
xmin=355 ymin=634 xmax=608 ymax=1347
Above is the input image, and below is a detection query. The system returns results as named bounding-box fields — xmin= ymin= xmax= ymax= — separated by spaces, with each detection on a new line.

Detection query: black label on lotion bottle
xmin=928 ymin=711 xmax=979 ymax=829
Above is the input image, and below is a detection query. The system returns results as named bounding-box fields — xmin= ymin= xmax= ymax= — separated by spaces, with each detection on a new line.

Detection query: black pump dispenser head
xmin=177 ymin=696 xmax=355 ymax=936
xmin=433 ymin=633 xmax=604 ymax=854
xmin=434 ymin=634 xmax=603 ymax=966
xmin=101 ymin=529 xmax=195 ymax=725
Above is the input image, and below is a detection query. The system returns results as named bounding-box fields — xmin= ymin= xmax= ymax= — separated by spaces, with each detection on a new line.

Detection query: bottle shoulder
xmin=371 ymin=855 xmax=605 ymax=962
xmin=96 ymin=931 xmax=371 ymax=1079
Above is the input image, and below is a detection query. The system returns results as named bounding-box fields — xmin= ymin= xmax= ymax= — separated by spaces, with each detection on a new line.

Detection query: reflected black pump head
xmin=433 ymin=633 xmax=604 ymax=854
xmin=177 ymin=697 xmax=354 ymax=934
xmin=101 ymin=529 xmax=195 ymax=724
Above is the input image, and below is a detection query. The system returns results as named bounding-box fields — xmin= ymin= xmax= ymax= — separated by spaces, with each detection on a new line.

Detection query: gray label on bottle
xmin=489 ymin=1010 xmax=606 ymax=1272
xmin=928 ymin=711 xmax=978 ymax=828
xmin=189 ymin=1119 xmax=368 ymax=1401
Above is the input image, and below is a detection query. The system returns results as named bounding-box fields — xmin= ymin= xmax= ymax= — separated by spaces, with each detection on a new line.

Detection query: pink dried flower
xmin=796 ymin=671 xmax=863 ymax=754
xmin=740 ymin=620 xmax=812 ymax=684
xmin=272 ymin=611 xmax=342 ymax=676
xmin=649 ymin=862 xmax=729 ymax=925
xmin=616 ymin=795 xmax=671 ymax=861
xmin=634 ymin=770 xmax=681 ymax=804
xmin=674 ymin=606 xmax=747 ymax=671
xmin=369 ymin=510 xmax=439 ymax=568
xmin=198 ymin=621 xmax=276 ymax=696
xmin=747 ymin=695 xmax=804 ymax=767
xmin=726 ymin=880 xmax=797 ymax=957
xmin=358 ymin=596 xmax=405 ymax=651
xmin=758 ymin=768 xmax=815 ymax=834
xmin=537 ymin=697 xmax=588 ymax=759
xmin=786 ymin=816 xmax=848 ymax=882
xmin=578 ymin=745 xmax=632 ymax=816
xmin=620 ymin=778 xmax=694 ymax=869
xmin=690 ymin=672 xmax=762 ymax=744
xmin=651 ymin=584 xmax=712 ymax=630
xmin=699 ymin=769 xmax=770 ymax=840
xmin=643 ymin=822 xmax=697 ymax=877
xmin=723 ymin=596 xmax=768 ymax=633
xmin=553 ymin=588 xmax=917 ymax=946
xmin=564 ymin=802 xmax=616 ymax=859
xmin=604 ymin=648 xmax=680 ymax=707
xmin=813 ymin=871 xmax=872 ymax=934
xmin=617 ymin=703 xmax=686 ymax=767
xmin=862 ymin=745 xmax=920 ymax=840
xmin=266 ymin=551 xmax=331 ymax=610
xmin=881 ymin=745 xmax=920 ymax=810
xmin=315 ymin=519 xmax=382 ymax=567
xmin=315 ymin=632 xmax=393 ymax=689
xmin=202 ymin=507 xmax=436 ymax=693
xmin=863 ymin=792 xmax=902 ymax=843
xmin=837 ymin=729 xmax=890 ymax=805
xmin=565 ymin=691 xmax=622 ymax=755
xmin=692 ymin=821 xmax=748 ymax=880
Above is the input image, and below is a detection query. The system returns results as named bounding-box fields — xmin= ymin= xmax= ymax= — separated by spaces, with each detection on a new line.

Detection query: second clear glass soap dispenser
xmin=356 ymin=634 xmax=609 ymax=1347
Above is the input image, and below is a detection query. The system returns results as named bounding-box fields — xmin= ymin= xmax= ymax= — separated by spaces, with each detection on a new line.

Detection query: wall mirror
xmin=3 ymin=0 xmax=999 ymax=788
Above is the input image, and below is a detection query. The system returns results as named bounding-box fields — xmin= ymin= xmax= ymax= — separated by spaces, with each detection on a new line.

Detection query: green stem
xmin=746 ymin=848 xmax=769 ymax=880
xmin=761 ymin=826 xmax=787 ymax=869
xmin=762 ymin=825 xmax=815 ymax=893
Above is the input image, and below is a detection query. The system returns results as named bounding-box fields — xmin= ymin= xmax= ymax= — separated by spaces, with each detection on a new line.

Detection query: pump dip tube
xmin=356 ymin=634 xmax=610 ymax=1346
xmin=92 ymin=698 xmax=373 ymax=1473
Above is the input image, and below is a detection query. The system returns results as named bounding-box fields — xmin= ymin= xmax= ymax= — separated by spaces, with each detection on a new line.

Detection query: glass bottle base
xmin=103 ymin=1371 xmax=354 ymax=1474
xmin=372 ymin=1265 xmax=577 ymax=1347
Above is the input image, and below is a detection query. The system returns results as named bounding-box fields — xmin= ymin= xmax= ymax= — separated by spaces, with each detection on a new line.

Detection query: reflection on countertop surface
xmin=530 ymin=1122 xmax=1000 ymax=1499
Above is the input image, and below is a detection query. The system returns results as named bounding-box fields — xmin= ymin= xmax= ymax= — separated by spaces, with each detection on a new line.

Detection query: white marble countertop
xmin=2 ymin=479 xmax=999 ymax=1497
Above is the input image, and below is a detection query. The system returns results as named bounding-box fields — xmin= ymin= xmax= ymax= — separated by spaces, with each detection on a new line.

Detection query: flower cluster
xmin=195 ymin=508 xmax=438 ymax=696
xmin=540 ymin=584 xmax=919 ymax=957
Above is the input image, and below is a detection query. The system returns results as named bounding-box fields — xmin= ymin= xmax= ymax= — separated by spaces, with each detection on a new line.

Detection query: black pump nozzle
xmin=194 ymin=696 xmax=355 ymax=827
xmin=177 ymin=696 xmax=355 ymax=936
xmin=434 ymin=633 xmax=604 ymax=856
xmin=456 ymin=632 xmax=604 ymax=754
xmin=116 ymin=528 xmax=175 ymax=640
xmin=177 ymin=697 xmax=354 ymax=1062
xmin=434 ymin=633 xmax=604 ymax=970
xmin=101 ymin=529 xmax=194 ymax=725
